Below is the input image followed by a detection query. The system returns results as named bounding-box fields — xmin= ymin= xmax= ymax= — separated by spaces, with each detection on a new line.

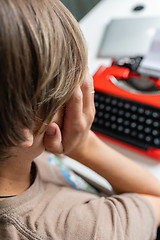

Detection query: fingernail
xmin=45 ymin=128 xmax=55 ymax=136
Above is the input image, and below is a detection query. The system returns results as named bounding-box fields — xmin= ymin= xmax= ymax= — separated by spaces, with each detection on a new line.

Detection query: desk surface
xmin=64 ymin=0 xmax=160 ymax=187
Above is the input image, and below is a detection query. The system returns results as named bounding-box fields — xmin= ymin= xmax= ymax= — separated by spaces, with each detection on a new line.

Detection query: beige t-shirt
xmin=0 ymin=152 xmax=157 ymax=240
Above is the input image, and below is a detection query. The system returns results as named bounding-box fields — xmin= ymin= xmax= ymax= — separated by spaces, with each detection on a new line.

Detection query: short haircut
xmin=0 ymin=0 xmax=87 ymax=160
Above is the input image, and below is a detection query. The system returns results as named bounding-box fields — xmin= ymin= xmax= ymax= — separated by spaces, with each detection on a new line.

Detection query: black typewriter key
xmin=138 ymin=133 xmax=145 ymax=140
xmin=94 ymin=96 xmax=98 ymax=102
xmin=104 ymin=113 xmax=110 ymax=119
xmin=152 ymin=111 xmax=160 ymax=119
xmin=139 ymin=116 xmax=145 ymax=123
xmin=99 ymin=103 xmax=105 ymax=110
xmin=144 ymin=127 xmax=152 ymax=134
xmin=131 ymin=130 xmax=137 ymax=137
xmin=144 ymin=109 xmax=152 ymax=116
xmin=118 ymin=126 xmax=124 ymax=132
xmin=95 ymin=102 xmax=99 ymax=108
xmin=125 ymin=112 xmax=131 ymax=118
xmin=117 ymin=101 xmax=124 ymax=108
xmin=131 ymin=105 xmax=137 ymax=112
xmin=111 ymin=116 xmax=116 ymax=122
xmin=124 ymin=103 xmax=130 ymax=110
xmin=105 ymin=97 xmax=111 ymax=104
xmin=111 ymin=99 xmax=117 ymax=106
xmin=153 ymin=121 xmax=160 ymax=128
xmin=138 ymin=107 xmax=144 ymax=114
xmin=131 ymin=114 xmax=138 ymax=120
xmin=97 ymin=111 xmax=103 ymax=117
xmin=153 ymin=138 xmax=160 ymax=146
xmin=105 ymin=121 xmax=110 ymax=127
xmin=124 ymin=128 xmax=130 ymax=134
xmin=112 ymin=108 xmax=118 ymax=114
xmin=124 ymin=120 xmax=130 ymax=126
xmin=145 ymin=136 xmax=152 ymax=143
xmin=94 ymin=94 xmax=98 ymax=101
xmin=117 ymin=117 xmax=123 ymax=124
xmin=99 ymin=95 xmax=105 ymax=102
xmin=152 ymin=129 xmax=159 ymax=136
xmin=111 ymin=123 xmax=117 ymax=130
xmin=105 ymin=106 xmax=111 ymax=112
xmin=137 ymin=125 xmax=143 ymax=131
xmin=131 ymin=122 xmax=137 ymax=128
xmin=145 ymin=119 xmax=153 ymax=125
xmin=99 ymin=119 xmax=104 ymax=125
xmin=119 ymin=110 xmax=124 ymax=116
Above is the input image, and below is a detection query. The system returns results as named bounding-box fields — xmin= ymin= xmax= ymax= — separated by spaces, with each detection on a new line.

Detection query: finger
xmin=44 ymin=122 xmax=63 ymax=154
xmin=81 ymin=71 xmax=95 ymax=116
xmin=65 ymin=84 xmax=83 ymax=121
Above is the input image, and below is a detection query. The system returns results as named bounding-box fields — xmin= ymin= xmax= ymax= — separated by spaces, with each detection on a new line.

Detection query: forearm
xmin=69 ymin=131 xmax=160 ymax=196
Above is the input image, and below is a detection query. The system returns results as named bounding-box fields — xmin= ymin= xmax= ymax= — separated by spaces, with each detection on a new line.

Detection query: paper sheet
xmin=138 ymin=28 xmax=160 ymax=77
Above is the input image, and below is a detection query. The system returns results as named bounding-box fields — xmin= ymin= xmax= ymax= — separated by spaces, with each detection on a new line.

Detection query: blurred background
xmin=61 ymin=0 xmax=102 ymax=21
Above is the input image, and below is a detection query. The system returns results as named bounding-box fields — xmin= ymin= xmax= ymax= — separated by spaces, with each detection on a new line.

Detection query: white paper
xmin=138 ymin=28 xmax=160 ymax=77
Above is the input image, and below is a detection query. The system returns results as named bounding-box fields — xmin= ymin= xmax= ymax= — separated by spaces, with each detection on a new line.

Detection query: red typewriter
xmin=92 ymin=56 xmax=160 ymax=160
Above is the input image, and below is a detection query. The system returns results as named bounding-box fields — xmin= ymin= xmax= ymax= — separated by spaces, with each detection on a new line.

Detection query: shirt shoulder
xmin=52 ymin=192 xmax=156 ymax=240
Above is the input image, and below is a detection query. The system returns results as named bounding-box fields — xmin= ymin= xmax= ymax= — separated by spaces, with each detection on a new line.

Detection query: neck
xmin=0 ymin=158 xmax=33 ymax=197
xmin=0 ymin=132 xmax=43 ymax=198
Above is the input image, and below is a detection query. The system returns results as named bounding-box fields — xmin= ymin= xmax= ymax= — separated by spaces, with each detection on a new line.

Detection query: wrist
xmin=67 ymin=130 xmax=96 ymax=162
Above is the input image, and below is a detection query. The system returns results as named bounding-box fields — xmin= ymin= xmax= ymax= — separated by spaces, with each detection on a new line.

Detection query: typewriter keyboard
xmin=92 ymin=90 xmax=160 ymax=150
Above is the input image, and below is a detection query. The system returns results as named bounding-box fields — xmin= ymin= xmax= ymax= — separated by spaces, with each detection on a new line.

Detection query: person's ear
xmin=20 ymin=128 xmax=34 ymax=148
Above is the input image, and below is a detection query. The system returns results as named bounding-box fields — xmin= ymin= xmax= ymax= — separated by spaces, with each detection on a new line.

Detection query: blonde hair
xmin=0 ymin=0 xmax=87 ymax=160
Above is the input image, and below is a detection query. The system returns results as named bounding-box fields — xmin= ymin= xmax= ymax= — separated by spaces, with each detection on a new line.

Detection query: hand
xmin=43 ymin=71 xmax=95 ymax=156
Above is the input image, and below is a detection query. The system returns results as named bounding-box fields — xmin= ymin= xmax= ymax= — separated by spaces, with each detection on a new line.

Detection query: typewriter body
xmin=92 ymin=57 xmax=160 ymax=160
